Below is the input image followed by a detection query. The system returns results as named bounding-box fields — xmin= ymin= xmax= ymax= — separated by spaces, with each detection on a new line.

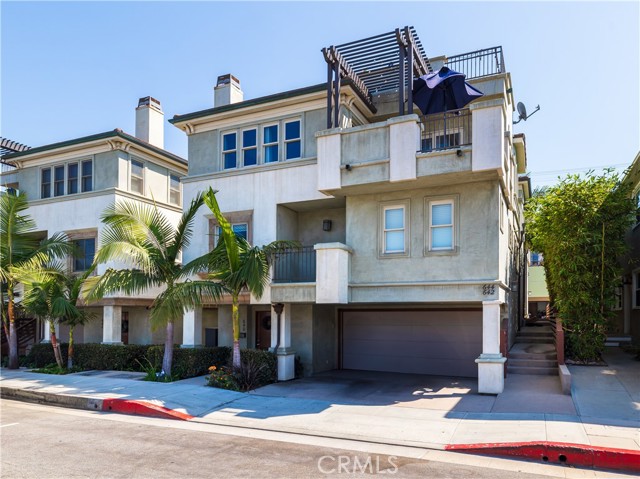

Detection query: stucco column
xmin=315 ymin=243 xmax=352 ymax=304
xmin=182 ymin=307 xmax=203 ymax=348
xmin=217 ymin=305 xmax=233 ymax=347
xmin=475 ymin=300 xmax=506 ymax=394
xmin=102 ymin=305 xmax=122 ymax=345
xmin=272 ymin=303 xmax=295 ymax=381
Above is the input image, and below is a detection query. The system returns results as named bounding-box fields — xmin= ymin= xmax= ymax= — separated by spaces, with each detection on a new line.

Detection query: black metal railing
xmin=419 ymin=109 xmax=472 ymax=152
xmin=1 ymin=161 xmax=16 ymax=174
xmin=272 ymin=246 xmax=316 ymax=283
xmin=446 ymin=46 xmax=505 ymax=79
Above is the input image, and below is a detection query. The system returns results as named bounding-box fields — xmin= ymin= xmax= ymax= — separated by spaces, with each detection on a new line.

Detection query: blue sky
xmin=2 ymin=1 xmax=638 ymax=187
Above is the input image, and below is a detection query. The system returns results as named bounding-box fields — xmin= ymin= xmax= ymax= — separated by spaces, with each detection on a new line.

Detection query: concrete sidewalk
xmin=1 ymin=349 xmax=638 ymax=473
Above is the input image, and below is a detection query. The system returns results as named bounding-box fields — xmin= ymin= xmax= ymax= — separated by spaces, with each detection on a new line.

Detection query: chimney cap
xmin=216 ymin=74 xmax=240 ymax=88
xmin=137 ymin=96 xmax=162 ymax=110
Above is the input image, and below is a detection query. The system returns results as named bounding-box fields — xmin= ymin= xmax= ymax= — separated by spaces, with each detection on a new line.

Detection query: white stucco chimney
xmin=135 ymin=96 xmax=164 ymax=148
xmin=214 ymin=74 xmax=243 ymax=107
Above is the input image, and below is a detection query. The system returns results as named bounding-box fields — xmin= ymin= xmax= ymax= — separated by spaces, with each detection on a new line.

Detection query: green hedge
xmin=237 ymin=349 xmax=277 ymax=386
xmin=24 ymin=343 xmax=232 ymax=380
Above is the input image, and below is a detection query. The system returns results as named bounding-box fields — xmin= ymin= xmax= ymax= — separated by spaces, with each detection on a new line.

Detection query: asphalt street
xmin=0 ymin=399 xmax=567 ymax=479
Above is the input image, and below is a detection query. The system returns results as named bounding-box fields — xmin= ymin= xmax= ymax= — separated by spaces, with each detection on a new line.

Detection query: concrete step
xmin=508 ymin=358 xmax=558 ymax=368
xmin=517 ymin=330 xmax=554 ymax=337
xmin=515 ymin=337 xmax=555 ymax=344
xmin=508 ymin=343 xmax=557 ymax=360
xmin=507 ymin=366 xmax=558 ymax=376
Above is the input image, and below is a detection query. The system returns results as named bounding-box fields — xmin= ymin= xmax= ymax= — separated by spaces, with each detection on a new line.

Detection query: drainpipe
xmin=272 ymin=303 xmax=284 ymax=353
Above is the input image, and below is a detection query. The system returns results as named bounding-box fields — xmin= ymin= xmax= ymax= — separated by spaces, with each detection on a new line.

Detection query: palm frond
xmin=203 ymin=188 xmax=240 ymax=270
xmin=82 ymin=268 xmax=160 ymax=302
xmin=167 ymin=192 xmax=205 ymax=262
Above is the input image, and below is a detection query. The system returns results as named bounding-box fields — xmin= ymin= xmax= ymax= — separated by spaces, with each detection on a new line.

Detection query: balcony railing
xmin=1 ymin=161 xmax=16 ymax=174
xmin=447 ymin=46 xmax=505 ymax=79
xmin=419 ymin=108 xmax=472 ymax=153
xmin=272 ymin=246 xmax=316 ymax=283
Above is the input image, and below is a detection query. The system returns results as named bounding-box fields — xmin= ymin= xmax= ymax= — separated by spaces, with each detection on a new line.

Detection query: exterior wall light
xmin=323 ymin=220 xmax=332 ymax=231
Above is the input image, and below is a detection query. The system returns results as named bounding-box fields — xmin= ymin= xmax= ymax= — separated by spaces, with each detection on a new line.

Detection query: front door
xmin=121 ymin=312 xmax=129 ymax=345
xmin=255 ymin=311 xmax=272 ymax=350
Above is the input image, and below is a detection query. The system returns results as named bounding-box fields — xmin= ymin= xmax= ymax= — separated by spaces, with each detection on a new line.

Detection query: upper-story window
xmin=41 ymin=159 xmax=92 ymax=199
xmin=169 ymin=174 xmax=181 ymax=206
xmin=429 ymin=200 xmax=454 ymax=251
xmin=130 ymin=159 xmax=144 ymax=194
xmin=41 ymin=168 xmax=51 ymax=199
xmin=214 ymin=223 xmax=248 ymax=246
xmin=222 ymin=118 xmax=301 ymax=170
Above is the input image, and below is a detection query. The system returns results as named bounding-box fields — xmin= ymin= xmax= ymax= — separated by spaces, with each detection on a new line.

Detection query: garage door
xmin=341 ymin=310 xmax=482 ymax=377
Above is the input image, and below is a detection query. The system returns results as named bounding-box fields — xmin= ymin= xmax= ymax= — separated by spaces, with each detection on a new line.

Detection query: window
xmin=634 ymin=271 xmax=640 ymax=309
xmin=613 ymin=282 xmax=623 ymax=311
xmin=54 ymin=166 xmax=65 ymax=197
xmin=429 ymin=199 xmax=455 ymax=251
xmin=284 ymin=120 xmax=301 ymax=160
xmin=130 ymin=159 xmax=144 ymax=194
xmin=383 ymin=206 xmax=405 ymax=254
xmin=81 ymin=160 xmax=93 ymax=192
xmin=73 ymin=238 xmax=95 ymax=272
xmin=214 ymin=223 xmax=249 ymax=246
xmin=242 ymin=129 xmax=257 ymax=166
xmin=222 ymin=133 xmax=237 ymax=169
xmin=169 ymin=174 xmax=181 ymax=205
xmin=263 ymin=125 xmax=278 ymax=163
xmin=41 ymin=168 xmax=51 ymax=199
xmin=68 ymin=163 xmax=78 ymax=194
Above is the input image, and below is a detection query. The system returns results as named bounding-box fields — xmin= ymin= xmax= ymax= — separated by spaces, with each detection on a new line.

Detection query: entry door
xmin=255 ymin=311 xmax=272 ymax=350
xmin=121 ymin=312 xmax=129 ymax=345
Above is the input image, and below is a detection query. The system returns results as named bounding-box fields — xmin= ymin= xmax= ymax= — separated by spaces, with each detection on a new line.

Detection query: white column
xmin=317 ymin=131 xmax=342 ymax=192
xmin=41 ymin=320 xmax=58 ymax=343
xmin=475 ymin=300 xmax=506 ymax=394
xmin=182 ymin=307 xmax=203 ymax=348
xmin=272 ymin=303 xmax=295 ymax=381
xmin=102 ymin=305 xmax=123 ymax=344
xmin=388 ymin=115 xmax=419 ymax=182
xmin=315 ymin=243 xmax=352 ymax=304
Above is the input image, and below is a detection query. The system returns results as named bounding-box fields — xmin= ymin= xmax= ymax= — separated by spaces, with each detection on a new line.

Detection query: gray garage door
xmin=341 ymin=310 xmax=482 ymax=377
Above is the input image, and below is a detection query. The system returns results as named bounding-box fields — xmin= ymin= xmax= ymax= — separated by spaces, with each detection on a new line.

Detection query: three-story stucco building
xmin=171 ymin=28 xmax=530 ymax=393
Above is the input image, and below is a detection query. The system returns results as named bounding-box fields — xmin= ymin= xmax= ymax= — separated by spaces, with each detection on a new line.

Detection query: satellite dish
xmin=513 ymin=101 xmax=540 ymax=124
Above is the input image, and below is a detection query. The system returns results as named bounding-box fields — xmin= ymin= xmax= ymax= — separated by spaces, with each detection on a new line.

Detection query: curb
xmin=446 ymin=441 xmax=640 ymax=474
xmin=1 ymin=387 xmax=192 ymax=421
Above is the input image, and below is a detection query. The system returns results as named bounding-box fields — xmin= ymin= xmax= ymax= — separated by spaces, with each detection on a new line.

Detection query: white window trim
xmin=67 ymin=162 xmax=79 ymax=195
xmin=80 ymin=159 xmax=93 ymax=193
xmin=39 ymin=158 xmax=93 ymax=199
xmin=379 ymin=200 xmax=410 ymax=257
xmin=130 ymin=158 xmax=145 ymax=195
xmin=53 ymin=165 xmax=65 ymax=197
xmin=40 ymin=166 xmax=52 ymax=199
xmin=633 ymin=269 xmax=640 ymax=309
xmin=425 ymin=195 xmax=459 ymax=255
xmin=284 ymin=119 xmax=302 ymax=160
xmin=221 ymin=131 xmax=238 ymax=169
xmin=262 ymin=122 xmax=279 ymax=164
xmin=67 ymin=230 xmax=98 ymax=275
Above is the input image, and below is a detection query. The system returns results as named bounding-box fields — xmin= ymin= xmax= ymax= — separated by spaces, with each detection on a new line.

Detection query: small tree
xmin=0 ymin=191 xmax=71 ymax=368
xmin=525 ymin=170 xmax=636 ymax=361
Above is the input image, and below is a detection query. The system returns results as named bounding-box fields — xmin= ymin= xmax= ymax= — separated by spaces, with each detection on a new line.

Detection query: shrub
xmin=237 ymin=349 xmax=276 ymax=387
xmin=206 ymin=349 xmax=277 ymax=391
xmin=171 ymin=346 xmax=231 ymax=380
xmin=206 ymin=365 xmax=239 ymax=391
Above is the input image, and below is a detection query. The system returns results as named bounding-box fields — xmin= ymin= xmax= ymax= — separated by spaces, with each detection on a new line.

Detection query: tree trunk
xmin=49 ymin=321 xmax=63 ymax=369
xmin=7 ymin=295 xmax=19 ymax=369
xmin=67 ymin=327 xmax=74 ymax=369
xmin=161 ymin=321 xmax=174 ymax=378
xmin=232 ymin=297 xmax=241 ymax=370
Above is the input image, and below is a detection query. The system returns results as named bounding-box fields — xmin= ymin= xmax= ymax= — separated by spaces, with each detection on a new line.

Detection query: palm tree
xmin=0 ymin=191 xmax=71 ymax=369
xmin=82 ymin=193 xmax=223 ymax=376
xmin=62 ymin=266 xmax=97 ymax=369
xmin=193 ymin=188 xmax=298 ymax=369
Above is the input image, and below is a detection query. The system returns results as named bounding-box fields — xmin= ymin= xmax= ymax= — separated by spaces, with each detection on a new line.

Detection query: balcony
xmin=446 ymin=46 xmax=505 ymax=80
xmin=419 ymin=108 xmax=472 ymax=153
xmin=270 ymin=242 xmax=352 ymax=304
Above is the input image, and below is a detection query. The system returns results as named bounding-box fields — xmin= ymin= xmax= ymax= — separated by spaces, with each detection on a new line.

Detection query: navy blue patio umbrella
xmin=412 ymin=66 xmax=484 ymax=115
xmin=412 ymin=66 xmax=483 ymax=148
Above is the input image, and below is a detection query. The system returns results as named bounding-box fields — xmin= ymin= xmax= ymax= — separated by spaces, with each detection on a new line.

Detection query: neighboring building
xmin=612 ymin=151 xmax=640 ymax=342
xmin=0 ymin=97 xmax=188 ymax=346
xmin=171 ymin=28 xmax=530 ymax=393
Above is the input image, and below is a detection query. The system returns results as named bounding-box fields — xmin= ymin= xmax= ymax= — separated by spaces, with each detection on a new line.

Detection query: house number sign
xmin=482 ymin=284 xmax=496 ymax=295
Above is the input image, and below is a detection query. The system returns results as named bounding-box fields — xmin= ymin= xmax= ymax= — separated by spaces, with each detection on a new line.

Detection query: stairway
xmin=508 ymin=321 xmax=558 ymax=375
xmin=1 ymin=317 xmax=38 ymax=357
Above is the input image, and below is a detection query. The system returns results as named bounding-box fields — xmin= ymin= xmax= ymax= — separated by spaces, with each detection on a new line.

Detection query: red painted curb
xmin=101 ymin=398 xmax=194 ymax=421
xmin=445 ymin=441 xmax=640 ymax=473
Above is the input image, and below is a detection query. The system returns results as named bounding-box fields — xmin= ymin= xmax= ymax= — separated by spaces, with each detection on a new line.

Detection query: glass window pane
xmin=264 ymin=145 xmax=278 ymax=163
xmin=242 ymin=129 xmax=256 ymax=147
xmin=385 ymin=208 xmax=404 ymax=229
xmin=264 ymin=125 xmax=278 ymax=144
xmin=82 ymin=161 xmax=92 ymax=192
xmin=54 ymin=166 xmax=65 ymax=196
xmin=224 ymin=152 xmax=237 ymax=169
xmin=68 ymin=163 xmax=78 ymax=194
xmin=285 ymin=121 xmax=300 ymax=140
xmin=41 ymin=168 xmax=51 ymax=198
xmin=432 ymin=204 xmax=452 ymax=226
xmin=42 ymin=168 xmax=51 ymax=183
xmin=243 ymin=148 xmax=257 ymax=166
xmin=432 ymin=226 xmax=453 ymax=249
xmin=232 ymin=223 xmax=248 ymax=240
xmin=223 ymin=133 xmax=236 ymax=151
xmin=285 ymin=141 xmax=300 ymax=160
xmin=170 ymin=175 xmax=180 ymax=190
xmin=385 ymin=231 xmax=404 ymax=252
xmin=131 ymin=160 xmax=143 ymax=177
xmin=82 ymin=161 xmax=92 ymax=177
